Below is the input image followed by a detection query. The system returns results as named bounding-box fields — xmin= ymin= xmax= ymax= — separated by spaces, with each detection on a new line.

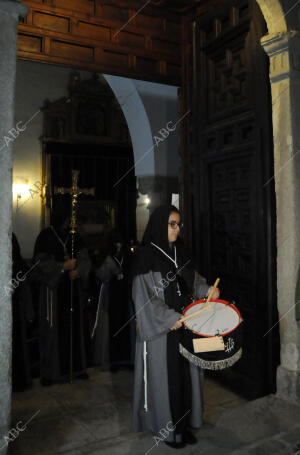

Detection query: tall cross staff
xmin=54 ymin=170 xmax=95 ymax=383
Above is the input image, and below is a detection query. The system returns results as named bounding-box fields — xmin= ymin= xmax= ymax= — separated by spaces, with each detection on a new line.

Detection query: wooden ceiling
xmin=151 ymin=0 xmax=199 ymax=13
xmin=18 ymin=0 xmax=191 ymax=86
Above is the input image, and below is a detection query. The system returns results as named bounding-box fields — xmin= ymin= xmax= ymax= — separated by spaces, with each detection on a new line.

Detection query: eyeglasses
xmin=168 ymin=221 xmax=183 ymax=229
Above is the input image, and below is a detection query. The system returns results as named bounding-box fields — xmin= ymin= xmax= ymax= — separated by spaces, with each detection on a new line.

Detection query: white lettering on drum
xmin=225 ymin=337 xmax=235 ymax=353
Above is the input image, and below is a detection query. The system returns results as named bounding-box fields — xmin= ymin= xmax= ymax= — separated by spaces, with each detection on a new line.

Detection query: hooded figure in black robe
xmin=91 ymin=231 xmax=134 ymax=370
xmin=32 ymin=208 xmax=91 ymax=385
xmin=12 ymin=233 xmax=34 ymax=391
xmin=131 ymin=205 xmax=218 ymax=447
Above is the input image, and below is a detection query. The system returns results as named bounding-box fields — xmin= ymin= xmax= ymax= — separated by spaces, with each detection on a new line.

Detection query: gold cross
xmin=54 ymin=170 xmax=95 ymax=234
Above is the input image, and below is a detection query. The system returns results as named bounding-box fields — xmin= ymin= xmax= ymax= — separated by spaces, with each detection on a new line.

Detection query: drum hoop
xmin=183 ymin=298 xmax=242 ymax=338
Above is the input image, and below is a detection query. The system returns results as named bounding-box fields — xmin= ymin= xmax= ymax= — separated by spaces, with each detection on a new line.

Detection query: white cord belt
xmin=91 ymin=283 xmax=103 ymax=339
xmin=46 ymin=287 xmax=53 ymax=328
xmin=143 ymin=341 xmax=148 ymax=412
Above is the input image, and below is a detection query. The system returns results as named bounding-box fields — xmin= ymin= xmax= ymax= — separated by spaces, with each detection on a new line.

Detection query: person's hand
xmin=208 ymin=286 xmax=220 ymax=299
xmin=63 ymin=258 xmax=76 ymax=271
xmin=69 ymin=269 xmax=80 ymax=280
xmin=170 ymin=320 xmax=182 ymax=331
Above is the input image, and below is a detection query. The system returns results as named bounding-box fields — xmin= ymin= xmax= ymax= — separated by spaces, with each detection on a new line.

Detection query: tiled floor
xmin=5 ymin=368 xmax=245 ymax=455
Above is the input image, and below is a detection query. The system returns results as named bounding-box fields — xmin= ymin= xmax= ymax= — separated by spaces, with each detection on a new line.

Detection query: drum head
xmin=183 ymin=299 xmax=241 ymax=337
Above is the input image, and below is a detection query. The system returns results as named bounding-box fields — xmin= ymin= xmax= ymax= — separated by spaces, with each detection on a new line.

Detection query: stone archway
xmin=256 ymin=0 xmax=300 ymax=401
xmin=103 ymin=75 xmax=155 ymax=177
xmin=256 ymin=0 xmax=287 ymax=33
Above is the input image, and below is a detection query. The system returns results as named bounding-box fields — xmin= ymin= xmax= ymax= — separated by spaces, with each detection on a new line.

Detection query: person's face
xmin=168 ymin=212 xmax=181 ymax=244
xmin=115 ymin=242 xmax=122 ymax=252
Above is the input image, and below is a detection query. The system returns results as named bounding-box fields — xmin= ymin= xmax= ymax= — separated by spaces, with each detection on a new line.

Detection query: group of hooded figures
xmin=12 ymin=216 xmax=134 ymax=390
xmin=13 ymin=205 xmax=219 ymax=449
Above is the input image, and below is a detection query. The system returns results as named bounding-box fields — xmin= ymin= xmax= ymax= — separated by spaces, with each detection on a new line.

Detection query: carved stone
xmin=0 ymin=1 xmax=29 ymax=452
xmin=262 ymin=30 xmax=300 ymax=402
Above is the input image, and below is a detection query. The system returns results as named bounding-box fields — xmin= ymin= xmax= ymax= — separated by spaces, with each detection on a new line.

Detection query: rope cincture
xmin=150 ymin=242 xmax=181 ymax=295
xmin=143 ymin=341 xmax=148 ymax=412
xmin=46 ymin=287 xmax=53 ymax=328
xmin=150 ymin=242 xmax=178 ymax=269
xmin=91 ymin=283 xmax=104 ymax=339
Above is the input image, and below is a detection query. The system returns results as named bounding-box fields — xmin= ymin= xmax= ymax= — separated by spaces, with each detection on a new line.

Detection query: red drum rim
xmin=182 ymin=298 xmax=242 ymax=337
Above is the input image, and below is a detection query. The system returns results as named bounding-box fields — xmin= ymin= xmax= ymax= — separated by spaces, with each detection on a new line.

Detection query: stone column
xmin=0 ymin=0 xmax=28 ymax=450
xmin=262 ymin=31 xmax=300 ymax=402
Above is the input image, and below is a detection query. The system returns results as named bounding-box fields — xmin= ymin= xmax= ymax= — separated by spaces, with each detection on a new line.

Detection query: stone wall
xmin=0 ymin=1 xmax=28 ymax=452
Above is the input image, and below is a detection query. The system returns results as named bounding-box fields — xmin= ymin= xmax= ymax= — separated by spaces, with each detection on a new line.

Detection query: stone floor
xmin=3 ymin=368 xmax=300 ymax=455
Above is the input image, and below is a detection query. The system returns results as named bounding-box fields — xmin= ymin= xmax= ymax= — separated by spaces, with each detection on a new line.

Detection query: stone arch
xmin=255 ymin=0 xmax=287 ymax=34
xmin=103 ymin=74 xmax=155 ymax=177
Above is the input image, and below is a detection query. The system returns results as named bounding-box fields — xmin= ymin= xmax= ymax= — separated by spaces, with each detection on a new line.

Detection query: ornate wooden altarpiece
xmin=40 ymin=71 xmax=136 ymax=250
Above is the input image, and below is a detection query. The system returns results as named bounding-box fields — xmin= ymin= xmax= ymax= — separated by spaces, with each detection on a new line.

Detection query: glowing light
xmin=13 ymin=183 xmax=30 ymax=200
xmin=145 ymin=197 xmax=150 ymax=205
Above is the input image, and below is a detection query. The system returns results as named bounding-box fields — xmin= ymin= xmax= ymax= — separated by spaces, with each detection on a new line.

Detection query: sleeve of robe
xmin=132 ymin=270 xmax=181 ymax=342
xmin=32 ymin=251 xmax=64 ymax=289
xmin=19 ymin=282 xmax=35 ymax=322
xmin=77 ymin=247 xmax=91 ymax=288
xmin=95 ymin=255 xmax=118 ymax=283
xmin=31 ymin=230 xmax=63 ymax=289
xmin=193 ymin=270 xmax=209 ymax=299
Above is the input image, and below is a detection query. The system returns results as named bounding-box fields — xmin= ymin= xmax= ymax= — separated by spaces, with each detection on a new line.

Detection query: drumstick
xmin=180 ymin=278 xmax=220 ymax=323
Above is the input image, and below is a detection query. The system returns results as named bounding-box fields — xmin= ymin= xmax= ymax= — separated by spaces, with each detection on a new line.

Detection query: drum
xmin=179 ymin=299 xmax=243 ymax=370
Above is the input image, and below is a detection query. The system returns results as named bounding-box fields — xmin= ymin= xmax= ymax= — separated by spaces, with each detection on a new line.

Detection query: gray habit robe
xmin=92 ymin=254 xmax=120 ymax=368
xmin=132 ymin=269 xmax=209 ymax=442
xmin=33 ymin=228 xmax=91 ymax=383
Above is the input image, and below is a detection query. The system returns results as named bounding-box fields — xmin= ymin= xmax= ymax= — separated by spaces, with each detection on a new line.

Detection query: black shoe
xmin=77 ymin=372 xmax=89 ymax=380
xmin=164 ymin=441 xmax=186 ymax=449
xmin=183 ymin=430 xmax=197 ymax=445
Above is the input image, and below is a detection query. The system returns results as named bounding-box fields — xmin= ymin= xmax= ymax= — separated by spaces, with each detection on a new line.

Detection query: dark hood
xmin=142 ymin=205 xmax=180 ymax=252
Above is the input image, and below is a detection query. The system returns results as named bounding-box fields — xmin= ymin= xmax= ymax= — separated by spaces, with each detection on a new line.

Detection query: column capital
xmin=0 ymin=0 xmax=28 ymax=18
xmin=261 ymin=30 xmax=300 ymax=82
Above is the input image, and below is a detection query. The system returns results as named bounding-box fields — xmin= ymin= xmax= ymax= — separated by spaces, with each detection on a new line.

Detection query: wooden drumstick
xmin=180 ymin=278 xmax=220 ymax=323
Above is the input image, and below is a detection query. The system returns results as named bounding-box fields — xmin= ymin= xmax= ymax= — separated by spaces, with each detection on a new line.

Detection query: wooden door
xmin=185 ymin=0 xmax=279 ymax=398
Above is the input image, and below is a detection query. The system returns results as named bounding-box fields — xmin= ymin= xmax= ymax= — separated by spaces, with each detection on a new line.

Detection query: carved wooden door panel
xmin=189 ymin=0 xmax=279 ymax=397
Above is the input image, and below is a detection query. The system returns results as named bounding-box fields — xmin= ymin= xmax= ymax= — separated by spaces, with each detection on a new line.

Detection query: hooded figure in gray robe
xmin=131 ymin=205 xmax=215 ymax=445
xmin=33 ymin=216 xmax=91 ymax=385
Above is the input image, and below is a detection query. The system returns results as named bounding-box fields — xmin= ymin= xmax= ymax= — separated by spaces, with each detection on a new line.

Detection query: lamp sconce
xmin=13 ymin=178 xmax=29 ymax=210
xmin=137 ymin=196 xmax=151 ymax=208
xmin=13 ymin=178 xmax=47 ymax=209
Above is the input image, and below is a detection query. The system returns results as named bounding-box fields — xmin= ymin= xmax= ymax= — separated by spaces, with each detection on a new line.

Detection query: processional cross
xmin=54 ymin=170 xmax=95 ymax=383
